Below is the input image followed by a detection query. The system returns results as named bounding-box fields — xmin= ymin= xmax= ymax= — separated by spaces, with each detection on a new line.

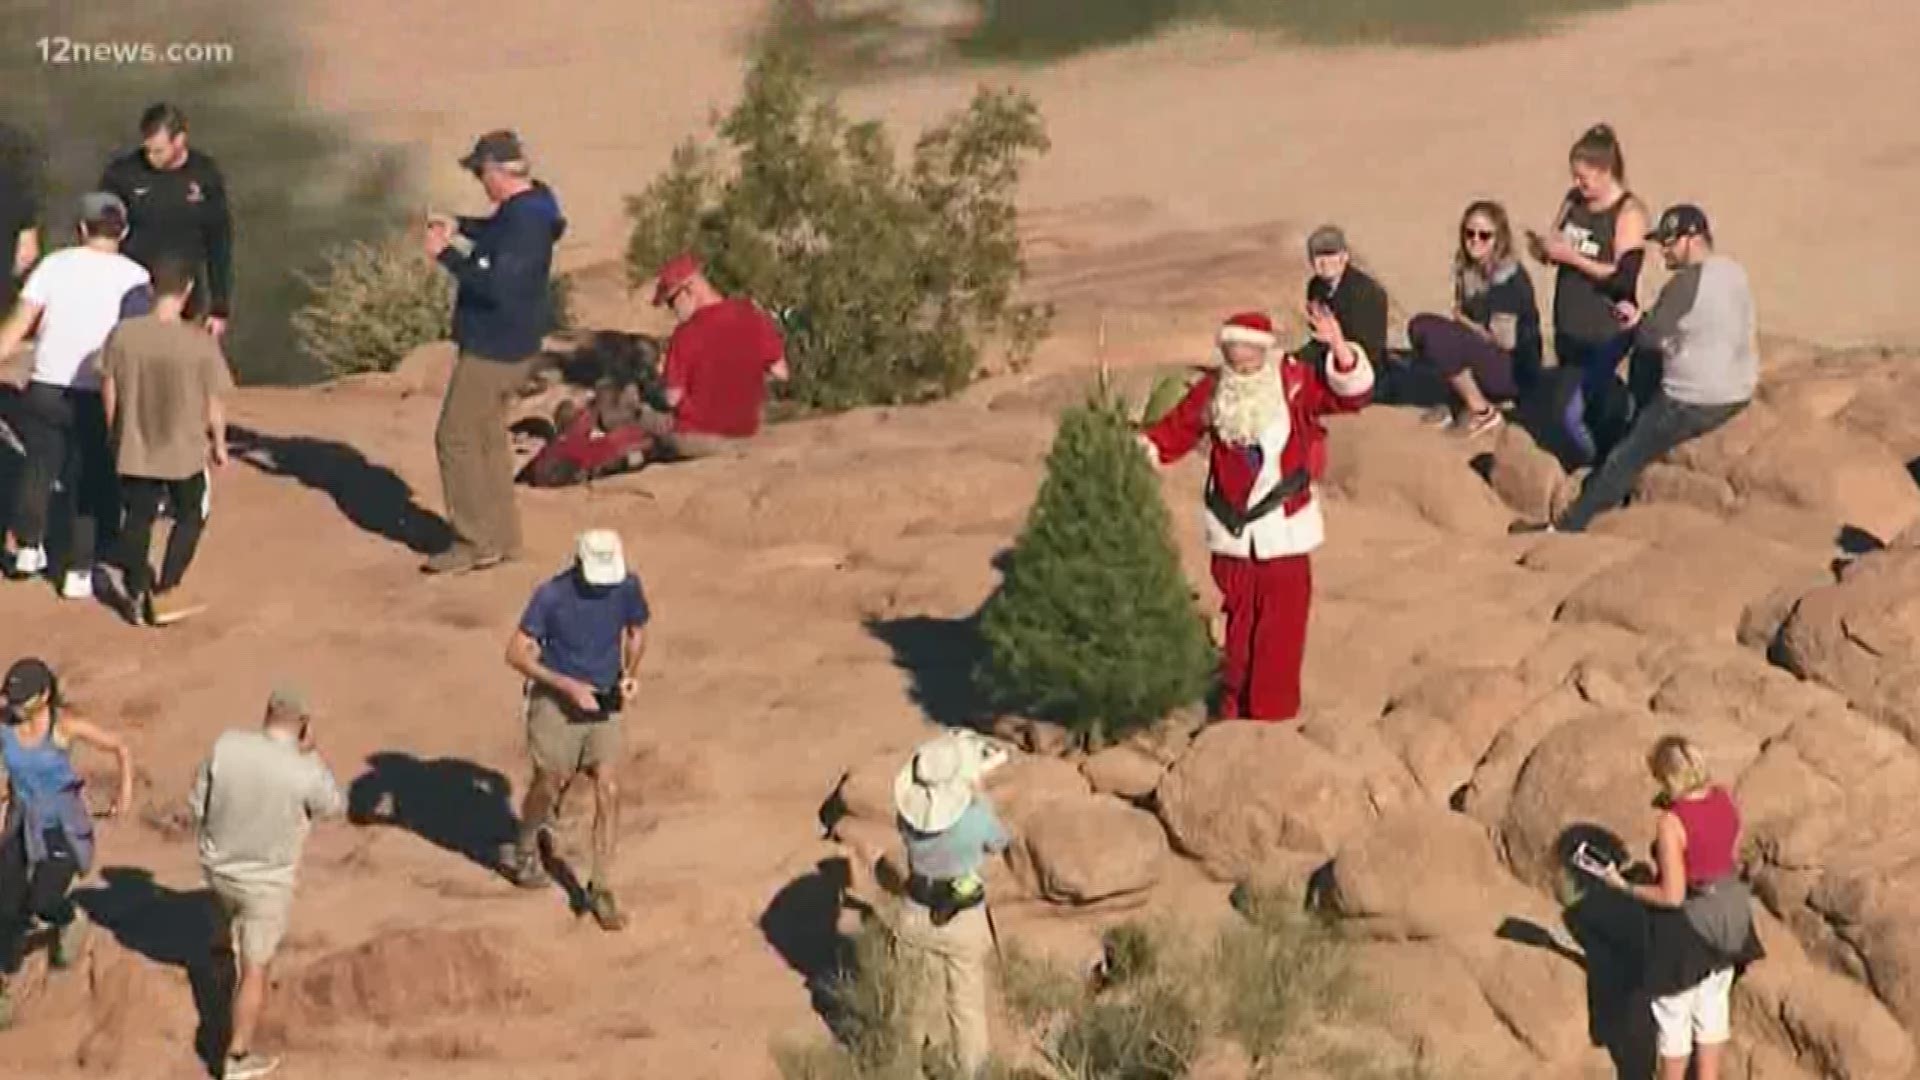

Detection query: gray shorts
xmin=525 ymin=685 xmax=623 ymax=775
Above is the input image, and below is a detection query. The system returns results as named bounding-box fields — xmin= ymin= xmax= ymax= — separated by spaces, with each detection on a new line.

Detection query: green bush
xmin=624 ymin=46 xmax=1053 ymax=412
xmin=976 ymin=383 xmax=1213 ymax=746
xmin=291 ymin=230 xmax=575 ymax=377
xmin=1213 ymin=893 xmax=1356 ymax=1068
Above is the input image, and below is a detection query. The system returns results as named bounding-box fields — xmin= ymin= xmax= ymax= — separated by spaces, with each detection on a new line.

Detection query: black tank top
xmin=1552 ymin=188 xmax=1637 ymax=344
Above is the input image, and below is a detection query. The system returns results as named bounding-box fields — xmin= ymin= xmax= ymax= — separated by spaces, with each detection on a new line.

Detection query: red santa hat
xmin=1217 ymin=310 xmax=1277 ymax=351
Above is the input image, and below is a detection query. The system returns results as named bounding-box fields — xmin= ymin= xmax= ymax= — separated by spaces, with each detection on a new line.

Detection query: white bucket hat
xmin=893 ymin=729 xmax=1010 ymax=835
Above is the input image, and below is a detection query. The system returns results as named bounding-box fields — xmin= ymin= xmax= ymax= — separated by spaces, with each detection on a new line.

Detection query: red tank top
xmin=1670 ymin=786 xmax=1740 ymax=887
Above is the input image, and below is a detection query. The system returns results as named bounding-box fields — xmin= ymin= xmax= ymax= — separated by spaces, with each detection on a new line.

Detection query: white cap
xmin=576 ymin=529 xmax=626 ymax=587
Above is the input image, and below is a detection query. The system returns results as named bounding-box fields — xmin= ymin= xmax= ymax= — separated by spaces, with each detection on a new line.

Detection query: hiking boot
xmin=147 ymin=592 xmax=207 ymax=627
xmin=222 ymin=1051 xmax=282 ymax=1080
xmin=422 ymin=544 xmax=508 ymax=575
xmin=1459 ymin=407 xmax=1504 ymax=439
xmin=50 ymin=908 xmax=89 ymax=969
xmin=1421 ymin=405 xmax=1455 ymax=429
xmin=10 ymin=544 xmax=46 ymax=578
xmin=500 ymin=844 xmax=549 ymax=889
xmin=585 ymin=884 xmax=628 ymax=931
xmin=60 ymin=569 xmax=94 ymax=601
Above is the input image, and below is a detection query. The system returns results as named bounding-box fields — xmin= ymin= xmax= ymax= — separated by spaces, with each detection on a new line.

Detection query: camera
xmin=593 ymin=684 xmax=625 ymax=715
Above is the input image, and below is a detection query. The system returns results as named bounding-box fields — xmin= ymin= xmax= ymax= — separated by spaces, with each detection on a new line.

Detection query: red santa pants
xmin=1210 ymin=552 xmax=1312 ymax=722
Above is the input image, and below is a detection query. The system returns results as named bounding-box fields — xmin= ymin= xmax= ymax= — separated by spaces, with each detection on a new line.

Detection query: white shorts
xmin=1651 ymin=966 xmax=1734 ymax=1058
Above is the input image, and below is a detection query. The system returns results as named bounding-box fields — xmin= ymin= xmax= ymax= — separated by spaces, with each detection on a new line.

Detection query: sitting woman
xmin=1406 ymin=200 xmax=1542 ymax=437
xmin=1598 ymin=736 xmax=1764 ymax=1080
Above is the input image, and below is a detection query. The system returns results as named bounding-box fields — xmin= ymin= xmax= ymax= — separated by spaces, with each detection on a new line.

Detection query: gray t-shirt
xmin=189 ymin=728 xmax=344 ymax=887
xmin=1637 ymin=254 xmax=1758 ymax=406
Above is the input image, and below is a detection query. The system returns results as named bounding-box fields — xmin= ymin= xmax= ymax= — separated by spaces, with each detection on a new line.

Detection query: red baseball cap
xmin=652 ymin=252 xmax=700 ymax=307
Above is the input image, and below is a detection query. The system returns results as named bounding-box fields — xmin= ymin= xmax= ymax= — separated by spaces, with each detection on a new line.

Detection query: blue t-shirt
xmin=901 ymin=798 xmax=1010 ymax=881
xmin=517 ymin=570 xmax=650 ymax=690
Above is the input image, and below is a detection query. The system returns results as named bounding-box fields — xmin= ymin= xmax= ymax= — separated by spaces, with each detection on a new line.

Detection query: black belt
xmin=1206 ymin=468 xmax=1312 ymax=539
xmin=907 ymin=873 xmax=985 ymax=926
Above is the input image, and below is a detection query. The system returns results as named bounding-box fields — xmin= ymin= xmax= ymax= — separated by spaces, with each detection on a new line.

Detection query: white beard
xmin=1210 ymin=359 xmax=1289 ymax=447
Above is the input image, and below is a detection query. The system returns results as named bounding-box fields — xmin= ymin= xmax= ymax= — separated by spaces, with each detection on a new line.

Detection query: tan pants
xmin=894 ymin=900 xmax=992 ymax=1077
xmin=206 ymin=869 xmax=293 ymax=965
xmin=436 ymin=353 xmax=535 ymax=555
xmin=637 ymin=407 xmax=734 ymax=462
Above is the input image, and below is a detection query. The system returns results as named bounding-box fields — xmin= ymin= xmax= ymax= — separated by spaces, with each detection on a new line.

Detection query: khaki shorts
xmin=526 ymin=685 xmax=623 ymax=775
xmin=637 ymin=407 xmax=736 ymax=461
xmin=207 ymin=871 xmax=292 ymax=965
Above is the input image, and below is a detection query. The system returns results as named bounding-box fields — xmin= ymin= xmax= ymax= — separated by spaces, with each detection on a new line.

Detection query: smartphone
xmin=1570 ymin=841 xmax=1612 ymax=877
xmin=593 ymin=684 xmax=625 ymax=715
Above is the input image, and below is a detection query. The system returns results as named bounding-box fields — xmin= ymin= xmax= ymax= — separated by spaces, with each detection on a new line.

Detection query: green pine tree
xmin=977 ymin=380 xmax=1213 ymax=746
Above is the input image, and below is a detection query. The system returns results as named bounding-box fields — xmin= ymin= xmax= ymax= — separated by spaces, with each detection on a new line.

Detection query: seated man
xmin=1296 ymin=225 xmax=1391 ymax=383
xmin=1511 ymin=205 xmax=1755 ymax=535
xmin=640 ymin=252 xmax=789 ymax=461
xmin=517 ymin=382 xmax=650 ymax=488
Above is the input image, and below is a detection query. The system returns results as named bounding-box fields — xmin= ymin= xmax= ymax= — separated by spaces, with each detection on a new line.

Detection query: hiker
xmin=100 ymin=257 xmax=233 ymax=627
xmin=893 ymin=729 xmax=1013 ymax=1079
xmin=638 ymin=252 xmax=789 ymax=462
xmin=422 ymin=129 xmax=566 ymax=575
xmin=188 ymin=685 xmax=344 ymax=1080
xmin=1140 ymin=309 xmax=1373 ymax=722
xmin=1527 ymin=123 xmax=1648 ymax=464
xmin=517 ymin=383 xmax=651 ymax=489
xmin=0 ymin=192 xmax=152 ymax=599
xmin=1297 ymin=225 xmax=1390 ymax=385
xmin=1511 ymin=205 xmax=1755 ymax=534
xmin=1406 ymin=200 xmax=1542 ymax=437
xmin=1595 ymin=736 xmax=1762 ymax=1080
xmin=0 ymin=658 xmax=135 ymax=1027
xmin=99 ymin=103 xmax=233 ymax=338
xmin=501 ymin=529 xmax=648 ymax=931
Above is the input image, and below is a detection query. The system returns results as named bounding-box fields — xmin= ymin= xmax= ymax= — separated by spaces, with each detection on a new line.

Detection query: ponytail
xmin=1569 ymin=122 xmax=1626 ymax=183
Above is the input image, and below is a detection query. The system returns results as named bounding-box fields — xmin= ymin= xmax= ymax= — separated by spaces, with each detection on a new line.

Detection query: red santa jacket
xmin=1142 ymin=349 xmax=1373 ymax=560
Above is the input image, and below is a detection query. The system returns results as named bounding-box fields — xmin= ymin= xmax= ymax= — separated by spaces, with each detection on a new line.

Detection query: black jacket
xmin=1302 ymin=265 xmax=1391 ymax=372
xmin=439 ymin=182 xmax=566 ymax=361
xmin=99 ymin=149 xmax=234 ymax=317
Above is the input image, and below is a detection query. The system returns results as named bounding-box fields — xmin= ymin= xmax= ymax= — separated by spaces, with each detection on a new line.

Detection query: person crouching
xmin=1139 ymin=308 xmax=1373 ymax=722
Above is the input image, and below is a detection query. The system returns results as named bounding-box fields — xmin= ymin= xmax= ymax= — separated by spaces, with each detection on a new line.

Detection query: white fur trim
xmin=1137 ymin=434 xmax=1163 ymax=467
xmin=1218 ymin=325 xmax=1277 ymax=349
xmin=1326 ymin=342 xmax=1375 ymax=397
xmin=1202 ymin=414 xmax=1321 ymax=560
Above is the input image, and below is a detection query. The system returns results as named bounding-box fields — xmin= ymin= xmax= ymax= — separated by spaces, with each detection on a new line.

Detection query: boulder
xmin=1321 ymin=421 xmax=1512 ymax=536
xmin=1080 ymin=745 xmax=1167 ymax=801
xmin=1448 ymin=935 xmax=1593 ymax=1064
xmin=1485 ymin=424 xmax=1569 ymax=520
xmin=831 ymin=754 xmax=904 ymax=828
xmin=1499 ymin=709 xmax=1760 ymax=892
xmin=1374 ymin=709 xmax=1475 ymax=806
xmin=1633 ymin=461 xmax=1738 ymax=516
xmin=1735 ymin=956 xmax=1915 ymax=1080
xmin=983 ymin=753 xmax=1093 ymax=831
xmin=1324 ymin=812 xmax=1545 ymax=941
xmin=1648 ymin=647 xmax=1836 ymax=742
xmin=1156 ymin=721 xmax=1375 ymax=882
xmin=1777 ymin=546 xmax=1920 ymax=723
xmin=1383 ymin=666 xmax=1532 ymax=766
xmin=1722 ymin=419 xmax=1920 ymax=545
xmin=1023 ymin=795 xmax=1168 ymax=904
xmin=1348 ymin=941 xmax=1538 ymax=1076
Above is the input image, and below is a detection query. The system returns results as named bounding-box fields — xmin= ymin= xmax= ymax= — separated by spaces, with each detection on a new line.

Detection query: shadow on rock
xmin=347 ymin=752 xmax=516 ymax=871
xmin=760 ymin=857 xmax=856 ymax=1038
xmin=229 ymin=425 xmax=453 ymax=556
xmin=865 ymin=613 xmax=994 ymax=731
xmin=72 ymin=866 xmax=230 ymax=1075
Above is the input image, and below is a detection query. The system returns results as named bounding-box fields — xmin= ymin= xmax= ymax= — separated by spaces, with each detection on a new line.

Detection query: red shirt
xmin=1669 ymin=785 xmax=1740 ymax=887
xmin=662 ymin=297 xmax=786 ymax=438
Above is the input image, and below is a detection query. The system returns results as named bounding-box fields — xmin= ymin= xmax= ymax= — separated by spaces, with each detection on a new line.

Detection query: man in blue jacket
xmin=422 ymin=130 xmax=566 ymax=575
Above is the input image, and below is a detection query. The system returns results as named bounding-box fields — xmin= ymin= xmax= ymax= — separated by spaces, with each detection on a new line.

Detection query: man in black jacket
xmin=421 ymin=130 xmax=566 ymax=575
xmin=98 ymin=103 xmax=233 ymax=340
xmin=1298 ymin=225 xmax=1391 ymax=381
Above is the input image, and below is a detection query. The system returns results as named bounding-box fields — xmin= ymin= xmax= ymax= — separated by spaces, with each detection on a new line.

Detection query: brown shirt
xmin=99 ymin=314 xmax=233 ymax=480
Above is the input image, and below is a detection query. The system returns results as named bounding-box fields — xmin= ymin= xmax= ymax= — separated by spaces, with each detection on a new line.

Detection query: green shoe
xmin=50 ymin=909 xmax=89 ymax=969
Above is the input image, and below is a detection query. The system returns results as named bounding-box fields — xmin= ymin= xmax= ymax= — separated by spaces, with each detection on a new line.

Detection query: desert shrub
xmin=1097 ymin=923 xmax=1159 ymax=988
xmin=999 ymin=943 xmax=1088 ymax=1031
xmin=624 ymin=46 xmax=1053 ymax=412
xmin=1052 ymin=984 xmax=1203 ymax=1080
xmin=1213 ymin=890 xmax=1357 ymax=1067
xmin=977 ymin=382 xmax=1213 ymax=745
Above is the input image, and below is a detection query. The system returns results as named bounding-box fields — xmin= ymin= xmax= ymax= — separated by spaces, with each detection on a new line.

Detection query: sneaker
xmin=223 ymin=1051 xmax=281 ymax=1080
xmin=585 ymin=884 xmax=628 ymax=932
xmin=1461 ymin=407 xmax=1504 ymax=438
xmin=60 ymin=569 xmax=94 ymax=601
xmin=1421 ymin=405 xmax=1455 ymax=429
xmin=500 ymin=844 xmax=550 ymax=890
xmin=50 ymin=908 xmax=89 ymax=969
xmin=11 ymin=545 xmax=46 ymax=577
xmin=1508 ymin=520 xmax=1557 ymax=536
xmin=147 ymin=592 xmax=208 ymax=627
xmin=422 ymin=544 xmax=502 ymax=575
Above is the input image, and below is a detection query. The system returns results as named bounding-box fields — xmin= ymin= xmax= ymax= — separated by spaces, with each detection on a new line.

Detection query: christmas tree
xmin=977 ymin=381 xmax=1214 ymax=746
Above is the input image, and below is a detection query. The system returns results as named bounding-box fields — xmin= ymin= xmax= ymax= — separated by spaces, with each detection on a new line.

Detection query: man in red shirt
xmin=639 ymin=252 xmax=789 ymax=460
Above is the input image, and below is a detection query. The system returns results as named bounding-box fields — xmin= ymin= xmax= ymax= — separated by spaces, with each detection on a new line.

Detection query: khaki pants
xmin=637 ymin=407 xmax=734 ymax=462
xmin=436 ymin=353 xmax=536 ymax=555
xmin=894 ymin=900 xmax=992 ymax=1078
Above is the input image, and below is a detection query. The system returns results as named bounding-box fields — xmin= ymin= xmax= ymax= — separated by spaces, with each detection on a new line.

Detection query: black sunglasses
xmin=1463 ymin=228 xmax=1497 ymax=241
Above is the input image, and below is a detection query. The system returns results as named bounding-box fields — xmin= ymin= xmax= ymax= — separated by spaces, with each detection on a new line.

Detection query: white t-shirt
xmin=19 ymin=246 xmax=152 ymax=392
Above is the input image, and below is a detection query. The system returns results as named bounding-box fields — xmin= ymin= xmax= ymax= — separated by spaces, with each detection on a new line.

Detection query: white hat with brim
xmin=576 ymin=528 xmax=626 ymax=587
xmin=894 ymin=731 xmax=995 ymax=835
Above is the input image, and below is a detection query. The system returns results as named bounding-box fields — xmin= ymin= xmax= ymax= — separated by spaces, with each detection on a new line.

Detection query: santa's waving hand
xmin=1137 ymin=307 xmax=1373 ymax=723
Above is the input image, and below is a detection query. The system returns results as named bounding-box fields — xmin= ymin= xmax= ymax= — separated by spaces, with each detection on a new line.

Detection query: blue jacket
xmin=439 ymin=182 xmax=566 ymax=361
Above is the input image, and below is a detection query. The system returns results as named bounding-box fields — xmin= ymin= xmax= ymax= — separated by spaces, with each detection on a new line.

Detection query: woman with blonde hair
xmin=1407 ymin=199 xmax=1542 ymax=436
xmin=1596 ymin=735 xmax=1762 ymax=1080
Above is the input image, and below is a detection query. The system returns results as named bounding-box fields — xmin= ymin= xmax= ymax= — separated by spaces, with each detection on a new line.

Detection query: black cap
xmin=1 ymin=658 xmax=54 ymax=707
xmin=1647 ymin=204 xmax=1711 ymax=244
xmin=457 ymin=129 xmax=526 ymax=173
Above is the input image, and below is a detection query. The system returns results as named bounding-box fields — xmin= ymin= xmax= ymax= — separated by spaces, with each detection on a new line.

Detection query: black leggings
xmin=120 ymin=472 xmax=211 ymax=599
xmin=1407 ymin=314 xmax=1519 ymax=401
xmin=9 ymin=382 xmax=118 ymax=572
xmin=0 ymin=824 xmax=79 ymax=975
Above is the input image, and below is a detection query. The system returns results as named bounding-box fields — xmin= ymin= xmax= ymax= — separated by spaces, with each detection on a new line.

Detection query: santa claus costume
xmin=1141 ymin=311 xmax=1373 ymax=721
